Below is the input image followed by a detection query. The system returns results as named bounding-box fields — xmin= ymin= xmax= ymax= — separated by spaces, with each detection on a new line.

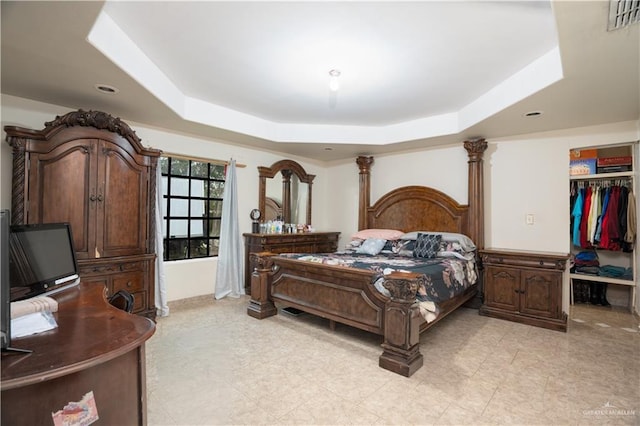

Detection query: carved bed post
xmin=247 ymin=253 xmax=278 ymax=319
xmin=464 ymin=138 xmax=487 ymax=251
xmin=356 ymin=156 xmax=374 ymax=230
xmin=378 ymin=272 xmax=424 ymax=377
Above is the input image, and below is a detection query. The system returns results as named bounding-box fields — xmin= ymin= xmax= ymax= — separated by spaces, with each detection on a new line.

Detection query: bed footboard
xmin=247 ymin=252 xmax=425 ymax=377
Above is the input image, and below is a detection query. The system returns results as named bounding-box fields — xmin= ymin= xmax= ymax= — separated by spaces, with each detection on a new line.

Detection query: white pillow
xmin=400 ymin=231 xmax=476 ymax=252
xmin=355 ymin=238 xmax=387 ymax=255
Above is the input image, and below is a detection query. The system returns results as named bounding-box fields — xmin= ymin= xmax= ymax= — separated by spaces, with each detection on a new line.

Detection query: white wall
xmin=3 ymin=95 xmax=638 ymax=313
xmin=325 ymin=144 xmax=469 ymax=250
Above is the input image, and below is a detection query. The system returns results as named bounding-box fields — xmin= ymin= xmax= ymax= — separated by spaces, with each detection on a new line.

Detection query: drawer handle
xmin=127 ymin=281 xmax=132 ymax=287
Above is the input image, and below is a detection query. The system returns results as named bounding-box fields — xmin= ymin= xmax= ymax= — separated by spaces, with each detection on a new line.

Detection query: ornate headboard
xmin=366 ymin=186 xmax=469 ymax=235
xmin=357 ymin=138 xmax=487 ymax=249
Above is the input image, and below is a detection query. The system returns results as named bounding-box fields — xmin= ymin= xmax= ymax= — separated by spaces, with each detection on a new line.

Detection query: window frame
xmin=160 ymin=156 xmax=226 ymax=261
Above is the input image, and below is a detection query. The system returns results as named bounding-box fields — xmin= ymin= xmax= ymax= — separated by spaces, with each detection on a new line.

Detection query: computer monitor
xmin=9 ymin=222 xmax=80 ymax=302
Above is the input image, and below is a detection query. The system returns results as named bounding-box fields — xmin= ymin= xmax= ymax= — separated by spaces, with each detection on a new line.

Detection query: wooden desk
xmin=1 ymin=282 xmax=155 ymax=425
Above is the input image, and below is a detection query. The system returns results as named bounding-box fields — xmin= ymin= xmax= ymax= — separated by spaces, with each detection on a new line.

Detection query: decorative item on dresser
xmin=480 ymin=249 xmax=569 ymax=332
xmin=247 ymin=139 xmax=487 ymax=377
xmin=5 ymin=109 xmax=161 ymax=320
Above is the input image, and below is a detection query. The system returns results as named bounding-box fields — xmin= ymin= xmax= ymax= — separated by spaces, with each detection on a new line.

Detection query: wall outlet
xmin=526 ymin=214 xmax=534 ymax=225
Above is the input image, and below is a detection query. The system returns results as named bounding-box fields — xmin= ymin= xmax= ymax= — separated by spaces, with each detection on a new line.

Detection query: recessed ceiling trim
xmin=87 ymin=11 xmax=185 ymax=114
xmin=88 ymin=9 xmax=563 ymax=146
xmin=459 ymin=48 xmax=562 ymax=129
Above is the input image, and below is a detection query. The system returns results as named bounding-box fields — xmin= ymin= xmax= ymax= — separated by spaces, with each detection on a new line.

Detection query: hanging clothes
xmin=587 ymin=186 xmax=602 ymax=246
xmin=571 ymin=180 xmax=633 ymax=252
xmin=594 ymin=186 xmax=610 ymax=244
xmin=579 ymin=186 xmax=593 ymax=248
xmin=571 ymin=186 xmax=584 ymax=247
xmin=623 ymin=189 xmax=637 ymax=252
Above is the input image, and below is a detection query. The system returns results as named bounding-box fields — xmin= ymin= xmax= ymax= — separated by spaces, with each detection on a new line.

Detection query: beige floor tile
xmin=146 ymin=297 xmax=640 ymax=426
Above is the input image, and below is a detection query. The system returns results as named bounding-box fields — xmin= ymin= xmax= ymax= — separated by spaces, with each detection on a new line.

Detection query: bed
xmin=247 ymin=138 xmax=488 ymax=376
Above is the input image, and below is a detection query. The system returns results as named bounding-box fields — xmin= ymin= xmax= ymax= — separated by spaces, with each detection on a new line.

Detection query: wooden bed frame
xmin=247 ymin=139 xmax=487 ymax=376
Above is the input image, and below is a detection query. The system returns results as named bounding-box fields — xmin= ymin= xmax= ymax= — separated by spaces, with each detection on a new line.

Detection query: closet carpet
xmin=146 ymin=297 xmax=639 ymax=425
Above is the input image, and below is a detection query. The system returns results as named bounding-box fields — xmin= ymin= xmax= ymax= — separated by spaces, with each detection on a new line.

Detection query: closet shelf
xmin=569 ymin=273 xmax=635 ymax=287
xmin=570 ymin=171 xmax=634 ymax=180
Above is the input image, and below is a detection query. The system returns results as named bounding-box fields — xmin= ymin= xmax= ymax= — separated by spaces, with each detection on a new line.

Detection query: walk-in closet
xmin=569 ymin=143 xmax=638 ymax=316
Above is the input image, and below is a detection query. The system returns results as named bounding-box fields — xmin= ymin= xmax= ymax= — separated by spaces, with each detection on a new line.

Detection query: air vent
xmin=608 ymin=0 xmax=640 ymax=31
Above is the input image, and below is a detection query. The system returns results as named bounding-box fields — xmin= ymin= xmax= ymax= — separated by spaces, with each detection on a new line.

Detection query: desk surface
xmin=1 ymin=282 xmax=155 ymax=390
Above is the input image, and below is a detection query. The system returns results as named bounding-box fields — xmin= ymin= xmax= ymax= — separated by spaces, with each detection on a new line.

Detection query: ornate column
xmin=6 ymin=136 xmax=27 ymax=225
xmin=464 ymin=138 xmax=487 ymax=251
xmin=356 ymin=156 xmax=374 ymax=230
xmin=281 ymin=169 xmax=292 ymax=222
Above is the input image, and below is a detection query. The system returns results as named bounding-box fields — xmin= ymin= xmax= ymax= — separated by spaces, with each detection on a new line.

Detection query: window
xmin=160 ymin=157 xmax=226 ymax=261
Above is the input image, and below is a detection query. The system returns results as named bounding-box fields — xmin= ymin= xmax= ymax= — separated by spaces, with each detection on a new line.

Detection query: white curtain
xmin=215 ymin=159 xmax=245 ymax=299
xmin=155 ymin=163 xmax=169 ymax=316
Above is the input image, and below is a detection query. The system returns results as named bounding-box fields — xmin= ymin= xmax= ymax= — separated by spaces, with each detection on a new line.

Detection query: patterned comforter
xmin=278 ymin=252 xmax=478 ymax=323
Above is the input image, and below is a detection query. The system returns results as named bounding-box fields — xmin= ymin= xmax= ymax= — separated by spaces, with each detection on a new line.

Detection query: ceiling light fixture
xmin=328 ymin=69 xmax=341 ymax=92
xmin=94 ymin=83 xmax=119 ymax=94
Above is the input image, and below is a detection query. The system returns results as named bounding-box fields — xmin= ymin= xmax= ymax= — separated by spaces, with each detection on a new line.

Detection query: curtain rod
xmin=161 ymin=152 xmax=246 ymax=168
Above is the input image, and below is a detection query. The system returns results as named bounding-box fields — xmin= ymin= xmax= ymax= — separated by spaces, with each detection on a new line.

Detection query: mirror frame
xmin=258 ymin=159 xmax=315 ymax=225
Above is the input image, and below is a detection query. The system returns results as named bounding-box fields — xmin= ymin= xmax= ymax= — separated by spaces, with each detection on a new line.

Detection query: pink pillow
xmin=352 ymin=228 xmax=404 ymax=241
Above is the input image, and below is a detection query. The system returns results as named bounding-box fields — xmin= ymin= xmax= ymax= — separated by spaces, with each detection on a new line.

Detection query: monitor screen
xmin=9 ymin=223 xmax=79 ymax=301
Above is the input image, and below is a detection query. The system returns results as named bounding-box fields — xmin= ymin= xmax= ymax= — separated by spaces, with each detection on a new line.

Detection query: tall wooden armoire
xmin=5 ymin=110 xmax=161 ymax=320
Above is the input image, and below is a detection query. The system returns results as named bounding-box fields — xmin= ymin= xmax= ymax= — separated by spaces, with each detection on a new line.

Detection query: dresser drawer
xmin=77 ymin=254 xmax=154 ymax=318
xmin=113 ymin=271 xmax=145 ymax=293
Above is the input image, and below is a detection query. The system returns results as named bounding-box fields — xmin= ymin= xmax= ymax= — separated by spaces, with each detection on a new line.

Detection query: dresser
xmin=243 ymin=232 xmax=340 ymax=293
xmin=5 ymin=110 xmax=160 ymax=320
xmin=480 ymin=249 xmax=569 ymax=332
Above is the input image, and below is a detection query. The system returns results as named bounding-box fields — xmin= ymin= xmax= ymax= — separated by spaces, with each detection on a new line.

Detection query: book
xmin=596 ymin=156 xmax=632 ymax=167
xmin=597 ymin=165 xmax=632 ymax=174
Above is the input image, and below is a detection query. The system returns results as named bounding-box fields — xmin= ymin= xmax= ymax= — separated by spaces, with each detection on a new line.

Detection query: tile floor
xmin=146 ymin=297 xmax=639 ymax=425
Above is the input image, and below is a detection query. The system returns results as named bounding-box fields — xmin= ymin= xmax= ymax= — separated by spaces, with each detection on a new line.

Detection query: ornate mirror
xmin=258 ymin=159 xmax=314 ymax=225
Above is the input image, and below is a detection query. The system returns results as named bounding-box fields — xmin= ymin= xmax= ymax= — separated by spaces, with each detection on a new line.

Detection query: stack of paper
xmin=11 ymin=296 xmax=58 ymax=319
xmin=10 ymin=296 xmax=59 ymax=338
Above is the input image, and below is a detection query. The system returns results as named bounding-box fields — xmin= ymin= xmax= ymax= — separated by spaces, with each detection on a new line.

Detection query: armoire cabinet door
xmin=27 ymin=138 xmax=97 ymax=260
xmin=97 ymin=140 xmax=150 ymax=258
